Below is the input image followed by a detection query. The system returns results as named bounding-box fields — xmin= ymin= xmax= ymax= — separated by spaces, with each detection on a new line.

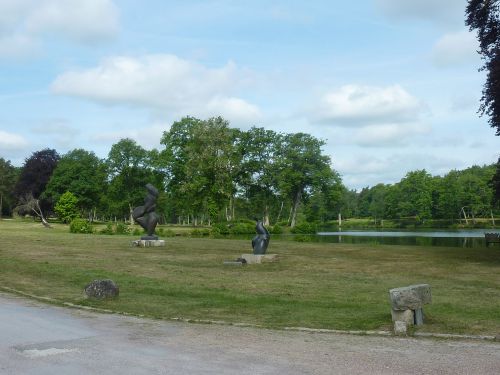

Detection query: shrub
xmin=269 ymin=224 xmax=283 ymax=234
xmin=229 ymin=222 xmax=255 ymax=234
xmin=212 ymin=222 xmax=230 ymax=235
xmin=99 ymin=222 xmax=114 ymax=235
xmin=69 ymin=218 xmax=94 ymax=234
xmin=132 ymin=228 xmax=142 ymax=236
xmin=115 ymin=222 xmax=131 ymax=235
xmin=291 ymin=222 xmax=317 ymax=234
xmin=54 ymin=191 xmax=79 ymax=224
xmin=190 ymin=228 xmax=210 ymax=237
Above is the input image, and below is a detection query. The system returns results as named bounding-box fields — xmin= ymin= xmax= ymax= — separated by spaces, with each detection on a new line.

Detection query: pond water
xmin=312 ymin=229 xmax=497 ymax=247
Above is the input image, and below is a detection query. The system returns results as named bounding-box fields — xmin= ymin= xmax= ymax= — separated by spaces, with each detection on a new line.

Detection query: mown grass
xmin=1 ymin=219 xmax=499 ymax=335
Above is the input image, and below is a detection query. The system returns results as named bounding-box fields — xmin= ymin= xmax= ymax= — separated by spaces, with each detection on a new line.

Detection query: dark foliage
xmin=14 ymin=148 xmax=59 ymax=213
xmin=466 ymin=0 xmax=500 ymax=135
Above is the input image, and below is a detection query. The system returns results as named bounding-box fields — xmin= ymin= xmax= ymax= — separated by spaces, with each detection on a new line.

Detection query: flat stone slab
xmin=223 ymin=261 xmax=244 ymax=266
xmin=241 ymin=254 xmax=279 ymax=264
xmin=132 ymin=239 xmax=165 ymax=247
xmin=389 ymin=284 xmax=431 ymax=311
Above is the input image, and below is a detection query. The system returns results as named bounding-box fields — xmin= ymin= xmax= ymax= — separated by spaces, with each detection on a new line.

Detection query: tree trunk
xmin=461 ymin=207 xmax=469 ymax=225
xmin=491 ymin=210 xmax=496 ymax=226
xmin=0 ymin=193 xmax=3 ymax=218
xmin=276 ymin=201 xmax=284 ymax=223
xmin=129 ymin=203 xmax=134 ymax=224
xmin=263 ymin=205 xmax=270 ymax=226
xmin=290 ymin=190 xmax=301 ymax=228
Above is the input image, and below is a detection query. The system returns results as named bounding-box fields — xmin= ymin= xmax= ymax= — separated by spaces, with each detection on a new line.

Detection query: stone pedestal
xmin=132 ymin=239 xmax=165 ymax=247
xmin=241 ymin=254 xmax=279 ymax=264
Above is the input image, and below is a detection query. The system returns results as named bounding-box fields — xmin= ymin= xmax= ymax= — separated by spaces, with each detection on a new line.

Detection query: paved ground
xmin=1 ymin=292 xmax=500 ymax=374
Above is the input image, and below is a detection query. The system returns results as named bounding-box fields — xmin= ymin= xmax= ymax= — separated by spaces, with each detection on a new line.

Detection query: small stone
xmin=394 ymin=321 xmax=407 ymax=335
xmin=84 ymin=279 xmax=119 ymax=299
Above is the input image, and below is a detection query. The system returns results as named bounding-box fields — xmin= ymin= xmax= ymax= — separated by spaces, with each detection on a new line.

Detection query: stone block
xmin=389 ymin=284 xmax=431 ymax=311
xmin=132 ymin=239 xmax=165 ymax=247
xmin=391 ymin=309 xmax=414 ymax=325
xmin=394 ymin=320 xmax=407 ymax=335
xmin=241 ymin=254 xmax=279 ymax=264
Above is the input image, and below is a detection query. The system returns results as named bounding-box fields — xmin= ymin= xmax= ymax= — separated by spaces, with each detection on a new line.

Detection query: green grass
xmin=1 ymin=219 xmax=499 ymax=335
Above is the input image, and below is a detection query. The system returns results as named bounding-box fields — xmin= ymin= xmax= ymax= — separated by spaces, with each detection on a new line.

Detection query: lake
xmin=313 ymin=229 xmax=496 ymax=247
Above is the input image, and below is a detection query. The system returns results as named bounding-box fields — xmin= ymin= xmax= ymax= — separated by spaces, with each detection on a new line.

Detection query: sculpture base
xmin=132 ymin=239 xmax=165 ymax=247
xmin=141 ymin=235 xmax=158 ymax=240
xmin=241 ymin=254 xmax=279 ymax=264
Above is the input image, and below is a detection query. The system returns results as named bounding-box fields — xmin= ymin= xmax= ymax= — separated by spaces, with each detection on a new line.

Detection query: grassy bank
xmin=1 ymin=219 xmax=499 ymax=335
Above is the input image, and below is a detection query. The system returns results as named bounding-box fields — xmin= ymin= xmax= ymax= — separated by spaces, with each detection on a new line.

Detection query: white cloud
xmin=432 ymin=30 xmax=479 ymax=67
xmin=375 ymin=0 xmax=464 ymax=27
xmin=0 ymin=0 xmax=118 ymax=57
xmin=0 ymin=130 xmax=29 ymax=151
xmin=52 ymin=54 xmax=262 ymax=125
xmin=0 ymin=34 xmax=39 ymax=58
xmin=24 ymin=0 xmax=119 ymax=42
xmin=313 ymin=84 xmax=423 ymax=127
xmin=31 ymin=119 xmax=79 ymax=148
xmin=354 ymin=123 xmax=430 ymax=147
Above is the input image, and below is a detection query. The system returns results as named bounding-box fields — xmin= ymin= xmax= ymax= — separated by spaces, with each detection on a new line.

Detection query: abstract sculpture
xmin=132 ymin=183 xmax=160 ymax=240
xmin=252 ymin=220 xmax=270 ymax=255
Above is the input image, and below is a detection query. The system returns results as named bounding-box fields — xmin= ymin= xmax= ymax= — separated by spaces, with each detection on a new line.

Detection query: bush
xmin=69 ymin=218 xmax=94 ymax=234
xmin=190 ymin=228 xmax=210 ymax=237
xmin=229 ymin=222 xmax=255 ymax=234
xmin=132 ymin=228 xmax=142 ymax=236
xmin=115 ymin=222 xmax=131 ymax=235
xmin=290 ymin=222 xmax=317 ymax=234
xmin=212 ymin=222 xmax=230 ymax=235
xmin=99 ymin=222 xmax=114 ymax=235
xmin=269 ymin=224 xmax=283 ymax=234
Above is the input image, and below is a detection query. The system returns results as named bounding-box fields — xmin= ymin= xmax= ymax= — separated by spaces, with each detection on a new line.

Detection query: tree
xmin=15 ymin=193 xmax=51 ymax=227
xmin=0 ymin=158 xmax=18 ymax=217
xmin=275 ymin=132 xmax=335 ymax=227
xmin=14 ymin=148 xmax=59 ymax=216
xmin=54 ymin=191 xmax=79 ymax=223
xmin=14 ymin=148 xmax=60 ymax=199
xmin=492 ymin=157 xmax=500 ymax=205
xmin=466 ymin=0 xmax=500 ymax=135
xmin=236 ymin=127 xmax=281 ymax=224
xmin=105 ymin=138 xmax=163 ymax=221
xmin=43 ymin=149 xmax=106 ymax=217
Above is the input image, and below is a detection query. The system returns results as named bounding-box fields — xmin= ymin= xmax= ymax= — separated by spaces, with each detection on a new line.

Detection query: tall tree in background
xmin=0 ymin=158 xmax=18 ymax=217
xmin=275 ymin=133 xmax=334 ymax=227
xmin=466 ymin=1 xmax=500 ymax=205
xmin=106 ymin=138 xmax=163 ymax=221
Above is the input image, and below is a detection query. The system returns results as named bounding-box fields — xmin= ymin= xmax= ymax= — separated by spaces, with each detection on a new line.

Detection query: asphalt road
xmin=1 ymin=292 xmax=499 ymax=374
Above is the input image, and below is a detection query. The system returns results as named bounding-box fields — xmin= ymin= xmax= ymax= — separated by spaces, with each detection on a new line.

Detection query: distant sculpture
xmin=252 ymin=220 xmax=270 ymax=255
xmin=133 ymin=183 xmax=160 ymax=240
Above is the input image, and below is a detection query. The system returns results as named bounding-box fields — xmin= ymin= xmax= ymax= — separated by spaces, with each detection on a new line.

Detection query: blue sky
xmin=0 ymin=0 xmax=498 ymax=189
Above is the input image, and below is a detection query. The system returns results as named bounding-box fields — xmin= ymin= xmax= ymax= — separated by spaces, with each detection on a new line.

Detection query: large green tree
xmin=43 ymin=149 xmax=106 ymax=217
xmin=106 ymin=138 xmax=163 ymax=221
xmin=275 ymin=132 xmax=335 ymax=227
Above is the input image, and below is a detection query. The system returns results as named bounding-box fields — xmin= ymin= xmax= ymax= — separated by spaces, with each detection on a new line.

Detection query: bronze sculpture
xmin=132 ymin=183 xmax=160 ymax=240
xmin=252 ymin=220 xmax=270 ymax=254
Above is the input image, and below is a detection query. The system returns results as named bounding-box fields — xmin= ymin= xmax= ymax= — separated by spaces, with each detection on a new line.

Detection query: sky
xmin=0 ymin=0 xmax=498 ymax=190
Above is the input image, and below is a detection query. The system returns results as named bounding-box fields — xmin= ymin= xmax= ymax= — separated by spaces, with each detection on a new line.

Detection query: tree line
xmin=0 ymin=116 xmax=499 ymax=227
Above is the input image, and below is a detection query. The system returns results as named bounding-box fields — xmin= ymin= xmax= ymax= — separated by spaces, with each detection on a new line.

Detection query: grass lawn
xmin=1 ymin=219 xmax=499 ymax=335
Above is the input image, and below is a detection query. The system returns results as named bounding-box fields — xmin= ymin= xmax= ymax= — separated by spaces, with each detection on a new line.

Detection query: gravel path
xmin=1 ymin=292 xmax=499 ymax=374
